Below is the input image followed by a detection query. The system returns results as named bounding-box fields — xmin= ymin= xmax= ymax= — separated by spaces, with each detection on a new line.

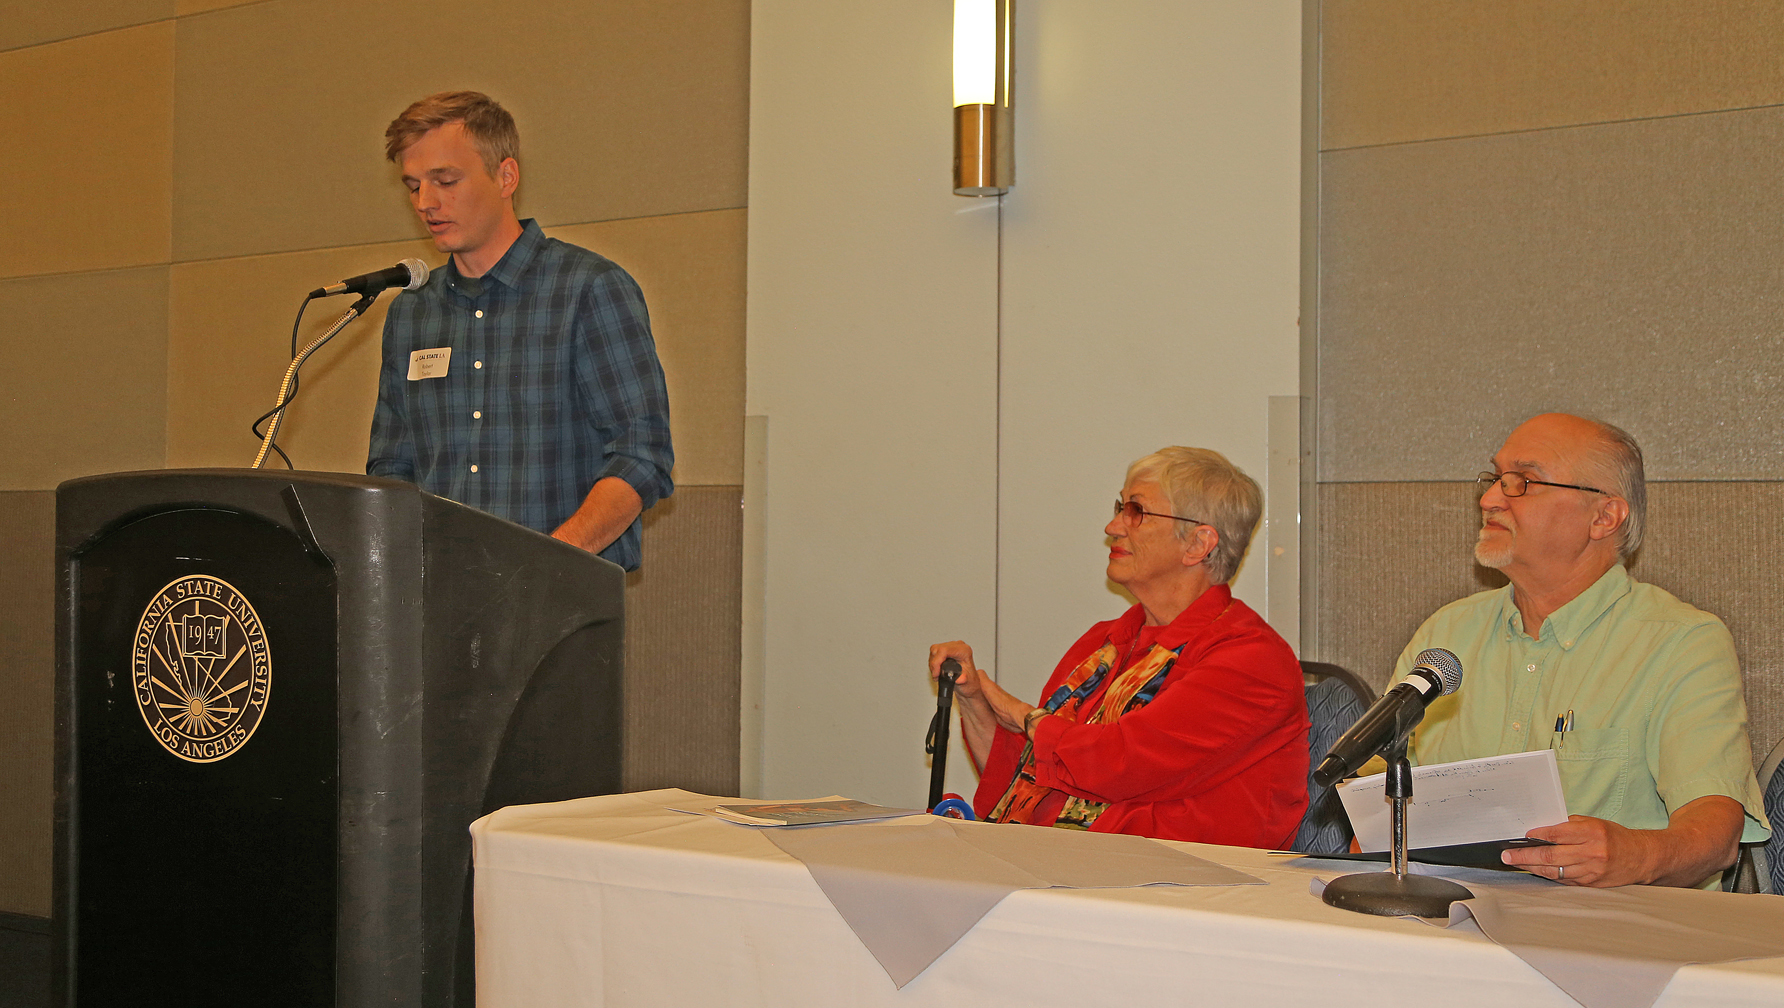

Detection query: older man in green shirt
xmin=1398 ymin=413 xmax=1768 ymax=889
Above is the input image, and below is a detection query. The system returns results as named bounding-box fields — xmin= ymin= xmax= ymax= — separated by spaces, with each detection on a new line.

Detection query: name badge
xmin=408 ymin=347 xmax=452 ymax=380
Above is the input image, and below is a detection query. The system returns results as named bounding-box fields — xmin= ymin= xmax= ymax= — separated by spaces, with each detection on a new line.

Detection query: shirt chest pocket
xmin=1553 ymin=726 xmax=1630 ymax=822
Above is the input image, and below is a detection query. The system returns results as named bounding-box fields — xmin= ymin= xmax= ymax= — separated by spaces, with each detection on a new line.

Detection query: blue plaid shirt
xmin=368 ymin=219 xmax=673 ymax=570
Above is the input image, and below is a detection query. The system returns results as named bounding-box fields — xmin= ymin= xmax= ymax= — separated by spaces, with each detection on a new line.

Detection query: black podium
xmin=53 ymin=469 xmax=625 ymax=1007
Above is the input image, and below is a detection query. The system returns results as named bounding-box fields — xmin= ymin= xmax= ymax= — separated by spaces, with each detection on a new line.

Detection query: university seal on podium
xmin=131 ymin=575 xmax=272 ymax=763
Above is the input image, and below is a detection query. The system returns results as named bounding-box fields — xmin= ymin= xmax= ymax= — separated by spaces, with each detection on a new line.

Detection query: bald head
xmin=1503 ymin=414 xmax=1645 ymax=559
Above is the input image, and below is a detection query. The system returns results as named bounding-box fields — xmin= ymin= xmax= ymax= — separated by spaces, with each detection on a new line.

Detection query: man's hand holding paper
xmin=1500 ymin=796 xmax=1747 ymax=887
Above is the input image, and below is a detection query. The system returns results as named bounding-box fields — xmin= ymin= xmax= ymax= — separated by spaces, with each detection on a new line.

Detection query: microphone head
xmin=1411 ymin=648 xmax=1463 ymax=695
xmin=399 ymin=258 xmax=430 ymax=291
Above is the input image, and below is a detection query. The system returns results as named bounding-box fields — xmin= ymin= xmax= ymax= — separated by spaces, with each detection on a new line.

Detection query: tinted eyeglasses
xmin=1476 ymin=471 xmax=1608 ymax=498
xmin=1113 ymin=499 xmax=1203 ymax=527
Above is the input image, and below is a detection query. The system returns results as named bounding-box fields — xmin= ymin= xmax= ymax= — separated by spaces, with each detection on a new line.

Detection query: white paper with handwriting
xmin=1338 ymin=749 xmax=1569 ymax=852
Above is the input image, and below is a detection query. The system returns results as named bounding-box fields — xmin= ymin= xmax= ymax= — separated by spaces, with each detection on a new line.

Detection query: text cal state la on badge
xmin=408 ymin=347 xmax=452 ymax=380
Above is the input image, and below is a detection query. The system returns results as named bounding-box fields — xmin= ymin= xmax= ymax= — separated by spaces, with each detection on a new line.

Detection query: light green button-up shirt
xmin=1401 ymin=564 xmax=1769 ymax=843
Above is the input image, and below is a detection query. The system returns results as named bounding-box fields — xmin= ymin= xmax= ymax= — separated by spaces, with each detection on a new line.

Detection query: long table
xmin=472 ymin=790 xmax=1784 ymax=1006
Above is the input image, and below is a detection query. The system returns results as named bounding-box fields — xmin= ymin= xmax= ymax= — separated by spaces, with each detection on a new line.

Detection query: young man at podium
xmin=367 ymin=91 xmax=674 ymax=571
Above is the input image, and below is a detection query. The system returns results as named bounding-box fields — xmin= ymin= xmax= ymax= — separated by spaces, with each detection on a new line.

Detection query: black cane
xmin=926 ymin=658 xmax=961 ymax=811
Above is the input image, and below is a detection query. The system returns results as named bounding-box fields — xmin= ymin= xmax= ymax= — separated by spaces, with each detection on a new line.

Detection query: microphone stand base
xmin=1321 ymin=871 xmax=1473 ymax=919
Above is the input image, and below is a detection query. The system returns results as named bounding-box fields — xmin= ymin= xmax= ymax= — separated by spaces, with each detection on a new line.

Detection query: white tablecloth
xmin=472 ymin=790 xmax=1784 ymax=1007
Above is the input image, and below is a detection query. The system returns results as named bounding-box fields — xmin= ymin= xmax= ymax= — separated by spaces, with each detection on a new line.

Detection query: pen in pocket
xmin=1554 ymin=709 xmax=1573 ymax=749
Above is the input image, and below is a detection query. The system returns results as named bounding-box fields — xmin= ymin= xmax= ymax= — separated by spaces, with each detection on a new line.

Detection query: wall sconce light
xmin=953 ymin=0 xmax=1013 ymax=196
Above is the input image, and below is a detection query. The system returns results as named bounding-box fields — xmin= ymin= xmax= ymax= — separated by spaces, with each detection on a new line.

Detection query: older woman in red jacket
xmin=929 ymin=447 xmax=1309 ymax=848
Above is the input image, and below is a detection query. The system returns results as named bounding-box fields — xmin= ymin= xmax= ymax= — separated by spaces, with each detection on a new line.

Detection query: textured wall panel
xmin=552 ymin=211 xmax=745 ymax=487
xmin=0 ymin=492 xmax=54 ymax=917
xmin=173 ymin=0 xmax=748 ymax=261
xmin=0 ymin=268 xmax=168 ymax=489
xmin=1317 ymin=482 xmax=1784 ymax=768
xmin=0 ymin=22 xmax=173 ymax=278
xmin=0 ymin=0 xmax=171 ymax=52
xmin=1320 ymin=106 xmax=1784 ymax=483
xmin=1322 ymin=0 xmax=1784 ymax=150
xmin=167 ymin=238 xmax=432 ymax=473
xmin=621 ymin=486 xmax=742 ymax=794
xmin=1314 ymin=482 xmax=1505 ymax=693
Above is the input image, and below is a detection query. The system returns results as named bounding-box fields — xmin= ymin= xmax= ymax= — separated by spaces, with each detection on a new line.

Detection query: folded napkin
xmin=1312 ymin=869 xmax=1784 ymax=1008
xmin=769 ymin=816 xmax=1262 ymax=987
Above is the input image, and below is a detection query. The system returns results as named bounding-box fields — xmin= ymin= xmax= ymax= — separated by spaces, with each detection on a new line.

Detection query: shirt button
xmin=1511 ymin=722 xmax=1522 ymax=731
xmin=475 ymin=310 xmax=484 ymax=318
xmin=473 ymin=410 xmax=482 ymax=419
xmin=1563 ymin=640 xmax=1574 ymax=648
xmin=1526 ymin=664 xmax=1537 ymax=672
xmin=470 ymin=464 xmax=479 ymax=473
xmin=475 ymin=361 xmax=483 ymax=369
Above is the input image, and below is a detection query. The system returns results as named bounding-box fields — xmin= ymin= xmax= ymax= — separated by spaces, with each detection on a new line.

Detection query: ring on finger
xmin=1556 ymin=865 xmax=1565 ymax=880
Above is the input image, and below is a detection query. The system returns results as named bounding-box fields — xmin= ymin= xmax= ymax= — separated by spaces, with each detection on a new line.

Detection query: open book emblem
xmin=131 ymin=575 xmax=272 ymax=763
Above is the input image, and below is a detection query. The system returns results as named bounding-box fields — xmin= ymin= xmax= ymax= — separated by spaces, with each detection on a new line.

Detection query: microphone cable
xmin=250 ymin=291 xmax=376 ymax=469
xmin=247 ymin=294 xmax=313 ymax=468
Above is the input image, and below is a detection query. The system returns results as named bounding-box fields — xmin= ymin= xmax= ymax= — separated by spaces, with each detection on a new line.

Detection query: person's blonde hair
xmin=1124 ymin=447 xmax=1263 ymax=584
xmin=384 ymin=90 xmax=519 ymax=176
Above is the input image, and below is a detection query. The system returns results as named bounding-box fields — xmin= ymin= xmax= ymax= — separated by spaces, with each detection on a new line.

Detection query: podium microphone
xmin=309 ymin=259 xmax=429 ymax=300
xmin=1311 ymin=648 xmax=1463 ymax=789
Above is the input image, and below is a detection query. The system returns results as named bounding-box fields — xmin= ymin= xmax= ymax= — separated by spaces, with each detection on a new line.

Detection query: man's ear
xmin=1587 ymin=496 xmax=1630 ymax=543
xmin=497 ymin=157 xmax=520 ymax=199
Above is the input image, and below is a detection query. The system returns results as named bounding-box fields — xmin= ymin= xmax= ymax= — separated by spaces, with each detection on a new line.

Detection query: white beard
xmin=1475 ymin=528 xmax=1513 ymax=569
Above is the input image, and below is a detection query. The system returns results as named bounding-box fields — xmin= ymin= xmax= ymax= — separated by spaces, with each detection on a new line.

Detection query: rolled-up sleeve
xmin=576 ymin=267 xmax=674 ymax=508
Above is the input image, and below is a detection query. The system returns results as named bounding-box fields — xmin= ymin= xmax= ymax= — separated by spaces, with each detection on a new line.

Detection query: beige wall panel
xmin=1323 ymin=0 xmax=1784 ymax=149
xmin=167 ymin=238 xmax=434 ymax=473
xmin=175 ymin=0 xmax=257 ymax=14
xmin=0 ymin=268 xmax=168 ymax=489
xmin=1319 ymin=106 xmax=1784 ymax=483
xmin=0 ymin=0 xmax=170 ymax=52
xmin=1318 ymin=482 xmax=1784 ymax=767
xmin=550 ymin=211 xmax=744 ymax=487
xmin=173 ymin=0 xmax=748 ymax=262
xmin=621 ymin=486 xmax=742 ymax=794
xmin=0 ymin=23 xmax=173 ymax=278
xmin=0 ymin=492 xmax=54 ymax=917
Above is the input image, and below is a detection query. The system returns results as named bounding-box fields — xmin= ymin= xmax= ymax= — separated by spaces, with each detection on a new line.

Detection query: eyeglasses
xmin=1113 ymin=499 xmax=1203 ymax=527
xmin=1476 ymin=471 xmax=1608 ymax=498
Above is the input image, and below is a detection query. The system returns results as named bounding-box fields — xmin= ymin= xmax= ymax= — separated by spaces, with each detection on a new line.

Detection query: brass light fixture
xmin=953 ymin=0 xmax=1013 ymax=196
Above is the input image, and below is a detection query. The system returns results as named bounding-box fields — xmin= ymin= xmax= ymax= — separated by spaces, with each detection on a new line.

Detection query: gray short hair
xmin=1580 ymin=421 xmax=1646 ymax=559
xmin=1124 ymin=447 xmax=1263 ymax=584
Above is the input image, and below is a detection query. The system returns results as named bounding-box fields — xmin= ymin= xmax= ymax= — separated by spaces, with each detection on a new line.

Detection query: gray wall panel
xmin=621 ymin=486 xmax=742 ymax=794
xmin=1319 ymin=106 xmax=1784 ymax=484
xmin=0 ymin=492 xmax=55 ymax=917
xmin=173 ymin=0 xmax=749 ymax=261
xmin=1318 ymin=482 xmax=1784 ymax=769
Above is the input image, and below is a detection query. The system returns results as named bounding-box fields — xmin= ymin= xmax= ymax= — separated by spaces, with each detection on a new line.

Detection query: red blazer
xmin=971 ymin=585 xmax=1309 ymax=848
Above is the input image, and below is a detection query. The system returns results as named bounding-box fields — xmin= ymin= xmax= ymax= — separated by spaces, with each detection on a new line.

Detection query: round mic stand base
xmin=1321 ymin=739 xmax=1472 ymax=919
xmin=1320 ymin=871 xmax=1473 ymax=919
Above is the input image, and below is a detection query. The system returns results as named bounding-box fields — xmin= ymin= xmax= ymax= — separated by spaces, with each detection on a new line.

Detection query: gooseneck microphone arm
xmin=251 ymin=260 xmax=430 ymax=469
xmin=250 ymin=293 xmax=376 ymax=469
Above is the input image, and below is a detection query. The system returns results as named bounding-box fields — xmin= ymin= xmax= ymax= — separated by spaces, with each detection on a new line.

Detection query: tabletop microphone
xmin=308 ymin=258 xmax=429 ymax=300
xmin=1311 ymin=648 xmax=1463 ymax=789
